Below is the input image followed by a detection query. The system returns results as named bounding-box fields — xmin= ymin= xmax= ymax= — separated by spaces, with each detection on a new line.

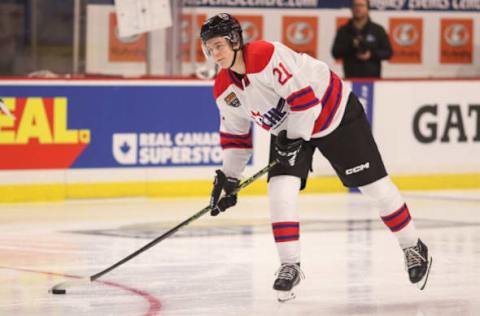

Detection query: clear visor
xmin=201 ymin=35 xmax=235 ymax=59
xmin=201 ymin=42 xmax=211 ymax=58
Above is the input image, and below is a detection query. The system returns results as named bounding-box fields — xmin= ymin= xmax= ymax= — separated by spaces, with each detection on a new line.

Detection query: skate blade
xmin=416 ymin=256 xmax=433 ymax=290
xmin=277 ymin=290 xmax=296 ymax=303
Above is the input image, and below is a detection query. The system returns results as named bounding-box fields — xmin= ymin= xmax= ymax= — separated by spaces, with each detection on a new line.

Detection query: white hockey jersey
xmin=213 ymin=40 xmax=351 ymax=178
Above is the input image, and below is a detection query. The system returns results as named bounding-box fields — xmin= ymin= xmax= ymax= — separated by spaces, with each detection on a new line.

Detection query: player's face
xmin=205 ymin=37 xmax=235 ymax=69
xmin=352 ymin=0 xmax=369 ymax=20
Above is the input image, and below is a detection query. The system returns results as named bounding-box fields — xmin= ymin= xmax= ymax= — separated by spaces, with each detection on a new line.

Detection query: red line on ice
xmin=0 ymin=266 xmax=161 ymax=316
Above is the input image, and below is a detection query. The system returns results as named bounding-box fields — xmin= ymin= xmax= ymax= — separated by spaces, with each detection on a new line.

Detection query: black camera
xmin=356 ymin=37 xmax=368 ymax=54
xmin=354 ymin=35 xmax=369 ymax=54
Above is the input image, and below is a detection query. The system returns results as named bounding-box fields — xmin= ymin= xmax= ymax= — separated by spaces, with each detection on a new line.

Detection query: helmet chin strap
xmin=228 ymin=48 xmax=239 ymax=69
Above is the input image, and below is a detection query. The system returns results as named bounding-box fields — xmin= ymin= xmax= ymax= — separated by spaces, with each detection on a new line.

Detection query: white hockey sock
xmin=359 ymin=176 xmax=418 ymax=249
xmin=268 ymin=175 xmax=301 ymax=264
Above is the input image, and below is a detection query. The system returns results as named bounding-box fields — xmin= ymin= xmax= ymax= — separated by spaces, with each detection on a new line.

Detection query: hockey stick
xmin=51 ymin=160 xmax=277 ymax=294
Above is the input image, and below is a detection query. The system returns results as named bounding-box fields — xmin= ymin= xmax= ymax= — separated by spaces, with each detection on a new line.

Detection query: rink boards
xmin=0 ymin=78 xmax=479 ymax=202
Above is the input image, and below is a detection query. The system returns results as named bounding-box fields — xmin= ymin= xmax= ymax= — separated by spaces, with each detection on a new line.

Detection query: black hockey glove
xmin=274 ymin=130 xmax=304 ymax=167
xmin=209 ymin=169 xmax=240 ymax=216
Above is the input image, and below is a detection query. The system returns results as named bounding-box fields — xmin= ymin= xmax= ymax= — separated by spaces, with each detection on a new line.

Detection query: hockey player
xmin=201 ymin=13 xmax=432 ymax=302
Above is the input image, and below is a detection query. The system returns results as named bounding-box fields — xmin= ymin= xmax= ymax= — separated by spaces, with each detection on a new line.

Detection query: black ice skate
xmin=403 ymin=239 xmax=432 ymax=290
xmin=273 ymin=263 xmax=304 ymax=302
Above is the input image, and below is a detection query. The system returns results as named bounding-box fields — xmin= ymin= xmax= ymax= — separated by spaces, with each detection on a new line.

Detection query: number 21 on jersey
xmin=273 ymin=62 xmax=292 ymax=85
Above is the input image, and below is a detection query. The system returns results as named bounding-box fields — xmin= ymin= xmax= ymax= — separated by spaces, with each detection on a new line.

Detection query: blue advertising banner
xmin=183 ymin=0 xmax=351 ymax=9
xmin=88 ymin=0 xmax=480 ymax=10
xmin=184 ymin=0 xmax=480 ymax=10
xmin=349 ymin=80 xmax=374 ymax=193
xmin=370 ymin=0 xmax=480 ymax=11
xmin=351 ymin=81 xmax=374 ymax=124
xmin=0 ymin=83 xmax=223 ymax=169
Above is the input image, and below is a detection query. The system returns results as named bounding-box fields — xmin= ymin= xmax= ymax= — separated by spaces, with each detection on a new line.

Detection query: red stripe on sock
xmin=273 ymin=227 xmax=299 ymax=237
xmin=381 ymin=204 xmax=412 ymax=232
xmin=275 ymin=236 xmax=299 ymax=243
xmin=272 ymin=222 xmax=299 ymax=243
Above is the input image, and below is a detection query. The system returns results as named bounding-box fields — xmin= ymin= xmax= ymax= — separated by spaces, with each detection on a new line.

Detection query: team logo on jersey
xmin=224 ymin=92 xmax=241 ymax=108
xmin=251 ymin=108 xmax=287 ymax=131
xmin=251 ymin=99 xmax=287 ymax=131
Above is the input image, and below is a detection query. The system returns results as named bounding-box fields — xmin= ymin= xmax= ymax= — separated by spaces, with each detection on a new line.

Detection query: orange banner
xmin=389 ymin=18 xmax=422 ymax=64
xmin=335 ymin=17 xmax=349 ymax=64
xmin=282 ymin=16 xmax=318 ymax=58
xmin=336 ymin=17 xmax=349 ymax=30
xmin=440 ymin=18 xmax=473 ymax=64
xmin=236 ymin=15 xmax=263 ymax=43
xmin=108 ymin=13 xmax=146 ymax=63
xmin=182 ymin=14 xmax=207 ymax=63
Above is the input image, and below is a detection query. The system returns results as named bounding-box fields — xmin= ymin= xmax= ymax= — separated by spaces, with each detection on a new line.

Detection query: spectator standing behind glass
xmin=331 ymin=0 xmax=392 ymax=78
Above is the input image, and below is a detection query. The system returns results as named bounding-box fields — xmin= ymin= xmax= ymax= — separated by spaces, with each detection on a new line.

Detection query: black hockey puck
xmin=51 ymin=288 xmax=66 ymax=295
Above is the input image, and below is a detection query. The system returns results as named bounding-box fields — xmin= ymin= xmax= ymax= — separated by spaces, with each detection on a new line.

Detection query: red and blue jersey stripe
xmin=312 ymin=71 xmax=343 ymax=134
xmin=220 ymin=130 xmax=253 ymax=149
xmin=286 ymin=86 xmax=320 ymax=112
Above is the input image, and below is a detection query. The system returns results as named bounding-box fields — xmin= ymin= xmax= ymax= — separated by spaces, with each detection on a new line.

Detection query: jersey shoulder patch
xmin=244 ymin=41 xmax=274 ymax=74
xmin=214 ymin=69 xmax=233 ymax=99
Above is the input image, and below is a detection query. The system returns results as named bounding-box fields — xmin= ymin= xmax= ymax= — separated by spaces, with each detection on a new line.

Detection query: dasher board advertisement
xmin=0 ymin=82 xmax=223 ymax=170
xmin=373 ymin=80 xmax=480 ymax=174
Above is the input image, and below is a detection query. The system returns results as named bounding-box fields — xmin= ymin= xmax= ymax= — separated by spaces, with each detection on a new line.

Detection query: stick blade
xmin=49 ymin=278 xmax=90 ymax=295
xmin=50 ymin=281 xmax=69 ymax=295
xmin=51 ymin=288 xmax=66 ymax=295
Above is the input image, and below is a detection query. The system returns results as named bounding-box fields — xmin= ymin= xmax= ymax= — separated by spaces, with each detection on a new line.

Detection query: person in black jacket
xmin=332 ymin=0 xmax=392 ymax=78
